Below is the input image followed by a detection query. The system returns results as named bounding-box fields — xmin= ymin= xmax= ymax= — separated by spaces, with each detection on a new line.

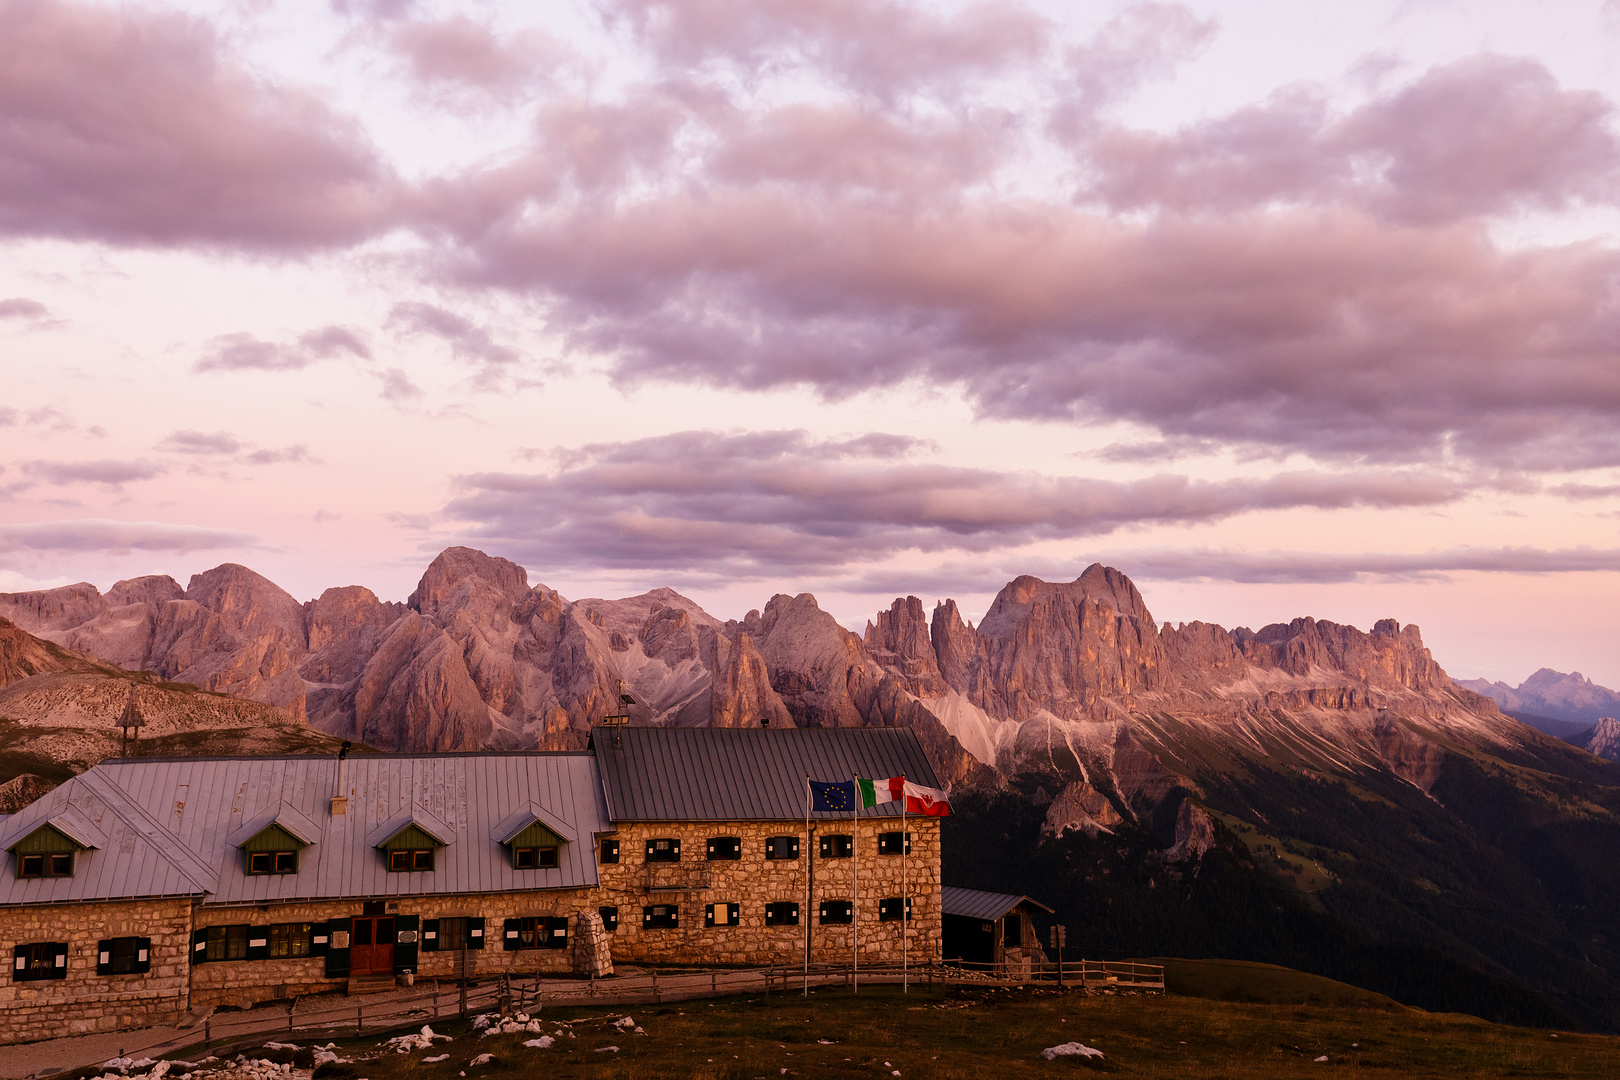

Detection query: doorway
xmin=351 ymin=916 xmax=395 ymax=975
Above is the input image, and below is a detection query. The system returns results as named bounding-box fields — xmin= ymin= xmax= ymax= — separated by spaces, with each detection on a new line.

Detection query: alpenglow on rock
xmin=0 ymin=548 xmax=1576 ymax=849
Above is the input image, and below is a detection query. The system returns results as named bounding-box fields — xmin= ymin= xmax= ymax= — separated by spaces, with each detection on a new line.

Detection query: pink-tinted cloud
xmin=1099 ymin=545 xmax=1620 ymax=585
xmin=0 ymin=0 xmax=397 ymax=250
xmin=0 ymin=518 xmax=256 ymax=554
xmin=20 ymin=459 xmax=164 ymax=487
xmin=386 ymin=16 xmax=559 ymax=102
xmin=0 ymin=297 xmax=47 ymax=319
xmin=609 ymin=0 xmax=1050 ymax=98
xmin=440 ymin=429 xmax=1469 ymax=580
xmin=387 ymin=301 xmax=526 ymax=388
xmin=158 ymin=430 xmax=242 ymax=455
xmin=193 ymin=325 xmax=371 ymax=373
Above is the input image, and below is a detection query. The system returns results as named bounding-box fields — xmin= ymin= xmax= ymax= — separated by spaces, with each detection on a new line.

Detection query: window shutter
xmin=323 ymin=916 xmax=351 ymax=979
xmin=503 ymin=918 xmax=520 ymax=952
xmin=12 ymin=944 xmax=26 ymax=980
xmin=133 ymin=938 xmax=151 ymax=975
xmin=191 ymin=928 xmax=209 ymax=964
xmin=310 ymin=921 xmax=330 ymax=958
xmin=705 ymin=904 xmax=716 ymax=928
xmin=421 ymin=918 xmax=439 ymax=952
xmin=245 ymin=927 xmax=270 ymax=962
xmin=670 ymin=838 xmax=680 ymax=860
xmin=394 ymin=915 xmax=419 ymax=973
xmin=546 ymin=917 xmax=569 ymax=948
xmin=97 ymin=939 xmax=113 ymax=977
xmin=819 ymin=835 xmax=830 ymax=857
xmin=468 ymin=917 xmax=485 ymax=950
xmin=51 ymin=942 xmax=69 ymax=979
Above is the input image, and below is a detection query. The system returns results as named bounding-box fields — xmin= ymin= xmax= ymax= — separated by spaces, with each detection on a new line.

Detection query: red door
xmin=351 ymin=916 xmax=395 ymax=976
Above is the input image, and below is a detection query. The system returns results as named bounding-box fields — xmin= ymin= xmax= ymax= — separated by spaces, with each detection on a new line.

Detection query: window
xmin=205 ymin=925 xmax=250 ymax=962
xmin=705 ymin=902 xmax=741 ymax=927
xmin=642 ymin=904 xmax=679 ymax=929
xmin=513 ymin=846 xmax=559 ymax=869
xmin=388 ymin=848 xmax=434 ymax=872
xmin=269 ymin=923 xmax=313 ymax=959
xmin=765 ymin=836 xmax=800 ymax=860
xmin=507 ymin=916 xmax=568 ymax=950
xmin=98 ymin=937 xmax=150 ymax=975
xmin=765 ymin=901 xmax=800 ymax=927
xmin=247 ymin=850 xmax=298 ymax=875
xmin=645 ymin=838 xmax=680 ymax=862
xmin=12 ymin=942 xmax=66 ymax=981
xmin=877 ymin=832 xmax=911 ymax=856
xmin=819 ymin=900 xmax=853 ymax=924
xmin=879 ymin=897 xmax=913 ymax=922
xmin=17 ymin=852 xmax=72 ymax=878
xmin=599 ymin=906 xmax=619 ymax=932
xmin=819 ymin=834 xmax=853 ymax=859
xmin=706 ymin=836 xmax=742 ymax=861
xmin=599 ymin=838 xmax=620 ymax=864
xmin=440 ymin=917 xmax=470 ymax=951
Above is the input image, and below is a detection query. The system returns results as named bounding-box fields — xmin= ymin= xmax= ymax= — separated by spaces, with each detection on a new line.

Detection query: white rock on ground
xmin=422 ymin=1055 xmax=449 ymax=1064
xmin=521 ymin=1038 xmax=555 ymax=1049
xmin=1040 ymin=1042 xmax=1105 ymax=1061
xmin=469 ymin=1054 xmax=493 ymax=1066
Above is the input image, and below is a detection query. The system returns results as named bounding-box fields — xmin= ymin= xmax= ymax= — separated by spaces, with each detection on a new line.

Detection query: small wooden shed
xmin=941 ymin=884 xmax=1054 ymax=974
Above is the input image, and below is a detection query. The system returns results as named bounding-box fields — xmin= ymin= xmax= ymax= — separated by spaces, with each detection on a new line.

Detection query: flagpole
xmin=804 ymin=774 xmax=810 ymax=998
xmin=901 ymin=772 xmax=908 ymax=994
xmin=851 ymin=773 xmax=859 ymax=995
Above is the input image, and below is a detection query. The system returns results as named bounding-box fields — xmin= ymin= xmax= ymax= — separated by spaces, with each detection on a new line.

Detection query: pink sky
xmin=5 ymin=0 xmax=1620 ymax=686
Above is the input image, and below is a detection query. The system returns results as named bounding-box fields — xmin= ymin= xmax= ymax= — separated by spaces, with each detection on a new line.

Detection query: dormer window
xmin=389 ymin=848 xmax=435 ymax=872
xmin=247 ymin=850 xmax=298 ymax=875
xmin=7 ymin=820 xmax=97 ymax=880
xmin=19 ymin=852 xmax=73 ymax=879
xmin=513 ymin=846 xmax=558 ymax=869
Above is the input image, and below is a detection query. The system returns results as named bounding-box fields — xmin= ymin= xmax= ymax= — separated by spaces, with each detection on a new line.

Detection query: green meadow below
xmin=226 ymin=971 xmax=1618 ymax=1080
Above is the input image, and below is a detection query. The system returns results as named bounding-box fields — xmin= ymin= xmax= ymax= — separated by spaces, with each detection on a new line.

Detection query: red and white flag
xmin=858 ymin=777 xmax=951 ymax=816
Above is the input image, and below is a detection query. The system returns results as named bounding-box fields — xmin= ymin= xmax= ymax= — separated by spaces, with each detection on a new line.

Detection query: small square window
xmin=274 ymin=850 xmax=297 ymax=874
xmin=643 ymin=904 xmax=679 ymax=929
xmin=389 ymin=848 xmax=434 ymax=871
xmin=705 ymin=902 xmax=741 ymax=927
xmin=646 ymin=838 xmax=680 ymax=862
xmin=18 ymin=852 xmax=72 ymax=879
xmin=514 ymin=846 xmax=538 ymax=869
xmin=765 ymin=836 xmax=800 ymax=860
xmin=765 ymin=901 xmax=800 ymax=926
xmin=413 ymin=849 xmax=433 ymax=871
xmin=205 ymin=925 xmax=250 ymax=962
xmin=599 ymin=906 xmax=619 ymax=931
xmin=877 ymin=832 xmax=911 ymax=856
xmin=818 ymin=834 xmax=853 ymax=859
xmin=599 ymin=838 xmax=620 ymax=864
xmin=48 ymin=853 xmax=72 ymax=876
xmin=819 ymin=900 xmax=854 ymax=924
xmin=879 ymin=897 xmax=913 ymax=922
xmin=706 ymin=836 xmax=742 ymax=861
xmin=268 ymin=923 xmax=312 ymax=958
xmin=14 ymin=942 xmax=61 ymax=981
xmin=101 ymin=936 xmax=147 ymax=974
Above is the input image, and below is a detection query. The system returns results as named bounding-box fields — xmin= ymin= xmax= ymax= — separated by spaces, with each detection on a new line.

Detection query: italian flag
xmin=857 ymin=777 xmax=951 ymax=817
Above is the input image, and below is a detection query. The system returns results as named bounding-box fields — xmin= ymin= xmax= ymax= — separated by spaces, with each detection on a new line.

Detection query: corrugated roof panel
xmin=940 ymin=885 xmax=1054 ymax=921
xmin=591 ymin=726 xmax=942 ymax=821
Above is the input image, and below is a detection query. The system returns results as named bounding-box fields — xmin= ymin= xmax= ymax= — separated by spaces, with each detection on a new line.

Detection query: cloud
xmin=385 ymin=16 xmax=559 ymax=103
xmin=0 ymin=518 xmax=256 ymax=554
xmin=0 ymin=297 xmax=47 ymax=319
xmin=439 ymin=429 xmax=1468 ymax=580
xmin=193 ymin=325 xmax=371 ymax=373
xmin=388 ymin=301 xmax=527 ymax=388
xmin=0 ymin=0 xmax=397 ymax=250
xmin=1101 ymin=545 xmax=1620 ymax=585
xmin=158 ymin=430 xmax=242 ymax=455
xmin=244 ymin=445 xmax=314 ymax=465
xmin=20 ymin=459 xmax=164 ymax=487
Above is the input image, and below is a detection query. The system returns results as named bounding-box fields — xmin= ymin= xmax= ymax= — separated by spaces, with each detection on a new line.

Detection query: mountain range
xmin=4 ymin=547 xmax=1620 ymax=1029
xmin=1458 ymin=669 xmax=1620 ymax=743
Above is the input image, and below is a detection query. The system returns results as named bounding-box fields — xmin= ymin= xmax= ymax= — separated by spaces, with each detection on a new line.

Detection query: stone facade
xmin=594 ymin=818 xmax=941 ymax=966
xmin=0 ymin=897 xmax=191 ymax=1044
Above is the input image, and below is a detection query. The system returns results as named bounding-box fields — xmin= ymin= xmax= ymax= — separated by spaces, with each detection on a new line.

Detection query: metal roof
xmin=591 ymin=726 xmax=942 ymax=822
xmin=941 ymin=885 xmax=1054 ymax=921
xmin=0 ymin=753 xmax=610 ymax=907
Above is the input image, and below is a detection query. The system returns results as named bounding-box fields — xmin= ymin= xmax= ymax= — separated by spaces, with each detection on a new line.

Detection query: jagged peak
xmin=408 ymin=546 xmax=530 ymax=615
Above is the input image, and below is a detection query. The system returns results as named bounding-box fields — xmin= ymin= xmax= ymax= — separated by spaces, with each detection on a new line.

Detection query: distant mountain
xmin=7 ymin=552 xmax=1620 ymax=1029
xmin=1459 ymin=668 xmax=1620 ymax=728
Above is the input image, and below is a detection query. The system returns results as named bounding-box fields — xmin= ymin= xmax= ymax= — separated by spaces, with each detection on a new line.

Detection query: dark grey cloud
xmin=0 ymin=518 xmax=256 ymax=554
xmin=20 ymin=459 xmax=164 ymax=487
xmin=439 ymin=429 xmax=1469 ymax=580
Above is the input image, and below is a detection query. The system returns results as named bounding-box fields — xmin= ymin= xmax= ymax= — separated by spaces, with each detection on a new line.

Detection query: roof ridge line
xmin=77 ymin=770 xmax=217 ymax=894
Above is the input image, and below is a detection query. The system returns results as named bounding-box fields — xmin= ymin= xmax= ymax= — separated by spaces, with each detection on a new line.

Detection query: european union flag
xmin=810 ymin=780 xmax=855 ymax=813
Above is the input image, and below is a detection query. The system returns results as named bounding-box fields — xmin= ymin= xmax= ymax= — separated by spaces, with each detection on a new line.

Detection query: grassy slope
xmin=269 ymin=984 xmax=1620 ymax=1079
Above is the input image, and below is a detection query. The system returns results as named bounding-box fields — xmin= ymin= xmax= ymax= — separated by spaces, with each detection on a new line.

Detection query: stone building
xmin=0 ymin=727 xmax=943 ymax=1044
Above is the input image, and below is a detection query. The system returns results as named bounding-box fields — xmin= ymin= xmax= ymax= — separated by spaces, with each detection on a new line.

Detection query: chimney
xmin=331 ymin=741 xmax=351 ymax=816
xmin=760 ymin=717 xmax=770 ymax=728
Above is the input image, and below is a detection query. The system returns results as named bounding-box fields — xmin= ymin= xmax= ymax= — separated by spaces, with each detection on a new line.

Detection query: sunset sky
xmin=5 ymin=0 xmax=1620 ymax=686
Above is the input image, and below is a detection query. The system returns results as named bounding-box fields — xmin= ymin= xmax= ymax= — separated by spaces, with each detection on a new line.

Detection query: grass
xmin=1141 ymin=957 xmax=1402 ymax=1008
xmin=266 ymin=980 xmax=1620 ymax=1080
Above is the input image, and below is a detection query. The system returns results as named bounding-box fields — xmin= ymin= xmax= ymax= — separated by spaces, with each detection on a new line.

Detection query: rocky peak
xmin=0 ymin=582 xmax=107 ymax=633
xmin=408 ymin=547 xmax=530 ymax=621
xmin=977 ymin=564 xmax=1156 ymax=642
xmin=105 ymin=575 xmax=184 ymax=609
xmin=185 ymin=563 xmax=307 ymax=651
xmin=1583 ymin=717 xmax=1620 ymax=763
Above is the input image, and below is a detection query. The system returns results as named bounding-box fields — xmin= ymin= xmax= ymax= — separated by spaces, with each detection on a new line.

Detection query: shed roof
xmin=591 ymin=726 xmax=941 ymax=822
xmin=941 ymin=885 xmax=1054 ymax=921
xmin=0 ymin=753 xmax=609 ymax=907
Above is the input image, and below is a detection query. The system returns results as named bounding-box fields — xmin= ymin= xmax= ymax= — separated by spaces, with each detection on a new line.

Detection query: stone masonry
xmin=0 ymin=897 xmax=191 ymax=1044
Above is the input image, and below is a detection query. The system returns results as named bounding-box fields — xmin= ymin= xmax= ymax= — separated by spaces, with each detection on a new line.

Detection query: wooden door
xmin=351 ymin=916 xmax=396 ymax=975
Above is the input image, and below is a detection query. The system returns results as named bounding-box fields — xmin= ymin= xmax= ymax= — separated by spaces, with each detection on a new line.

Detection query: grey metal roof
xmin=941 ymin=885 xmax=1054 ymax=921
xmin=0 ymin=753 xmax=610 ymax=907
xmin=591 ymin=726 xmax=942 ymax=822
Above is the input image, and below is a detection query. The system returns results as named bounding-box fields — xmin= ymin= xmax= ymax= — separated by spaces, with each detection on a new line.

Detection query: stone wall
xmin=594 ymin=818 xmax=942 ymax=966
xmin=0 ymin=897 xmax=191 ymax=1045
